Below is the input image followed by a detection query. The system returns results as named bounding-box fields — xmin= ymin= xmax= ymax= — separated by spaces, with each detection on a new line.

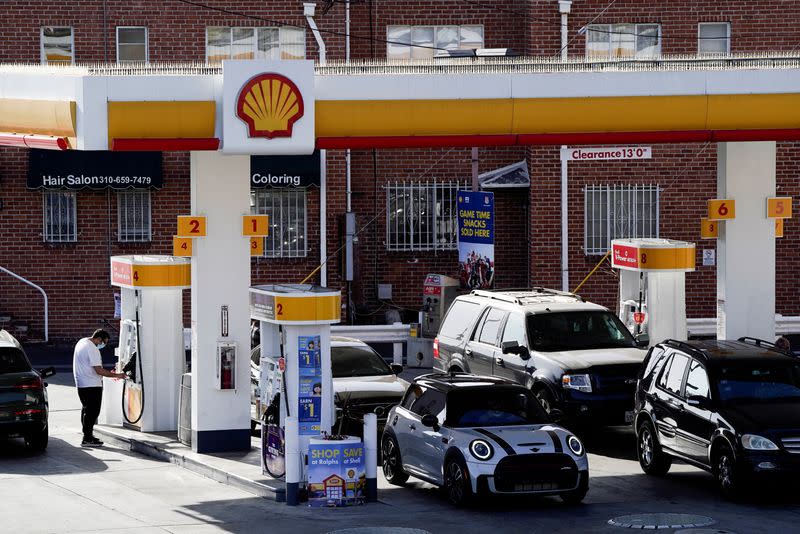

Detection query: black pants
xmin=78 ymin=387 xmax=103 ymax=440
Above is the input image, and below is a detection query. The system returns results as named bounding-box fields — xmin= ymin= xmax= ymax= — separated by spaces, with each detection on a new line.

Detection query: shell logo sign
xmin=236 ymin=73 xmax=304 ymax=139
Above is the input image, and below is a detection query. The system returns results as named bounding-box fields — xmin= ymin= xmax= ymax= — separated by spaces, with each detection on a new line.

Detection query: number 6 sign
xmin=177 ymin=215 xmax=207 ymax=237
xmin=707 ymin=199 xmax=735 ymax=221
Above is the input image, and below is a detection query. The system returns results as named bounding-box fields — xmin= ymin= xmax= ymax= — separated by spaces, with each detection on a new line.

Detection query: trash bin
xmin=178 ymin=372 xmax=192 ymax=446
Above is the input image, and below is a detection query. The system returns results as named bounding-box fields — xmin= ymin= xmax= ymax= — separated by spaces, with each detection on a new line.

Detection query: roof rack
xmin=470 ymin=287 xmax=583 ymax=305
xmin=663 ymin=339 xmax=709 ymax=360
xmin=737 ymin=336 xmax=788 ymax=354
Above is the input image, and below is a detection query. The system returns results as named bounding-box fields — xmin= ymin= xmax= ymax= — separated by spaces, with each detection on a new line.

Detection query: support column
xmin=716 ymin=142 xmax=776 ymax=340
xmin=191 ymin=151 xmax=252 ymax=453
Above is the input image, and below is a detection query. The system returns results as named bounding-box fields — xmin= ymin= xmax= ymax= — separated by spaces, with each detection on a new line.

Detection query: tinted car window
xmin=478 ymin=308 xmax=506 ymax=346
xmin=501 ymin=313 xmax=528 ymax=347
xmin=446 ymin=387 xmax=549 ymax=428
xmin=0 ymin=348 xmax=30 ymax=374
xmin=527 ymin=311 xmax=636 ymax=352
xmin=331 ymin=345 xmax=393 ymax=378
xmin=661 ymin=353 xmax=689 ymax=396
xmin=411 ymin=388 xmax=446 ymax=419
xmin=685 ymin=359 xmax=710 ymax=398
xmin=439 ymin=300 xmax=482 ymax=341
xmin=717 ymin=361 xmax=800 ymax=403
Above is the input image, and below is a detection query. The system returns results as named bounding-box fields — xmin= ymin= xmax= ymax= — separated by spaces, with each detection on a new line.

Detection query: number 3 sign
xmin=707 ymin=199 xmax=735 ymax=221
xmin=177 ymin=216 xmax=207 ymax=237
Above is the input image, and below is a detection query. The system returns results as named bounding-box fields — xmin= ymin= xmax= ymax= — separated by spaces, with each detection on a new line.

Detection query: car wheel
xmin=715 ymin=446 xmax=742 ymax=500
xmin=560 ymin=472 xmax=588 ymax=505
xmin=534 ymin=386 xmax=556 ymax=416
xmin=637 ymin=420 xmax=671 ymax=476
xmin=382 ymin=435 xmax=408 ymax=486
xmin=26 ymin=425 xmax=48 ymax=453
xmin=443 ymin=457 xmax=473 ymax=507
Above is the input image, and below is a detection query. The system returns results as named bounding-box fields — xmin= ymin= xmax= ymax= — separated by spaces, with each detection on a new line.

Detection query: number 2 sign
xmin=707 ymin=199 xmax=735 ymax=221
xmin=177 ymin=216 xmax=207 ymax=237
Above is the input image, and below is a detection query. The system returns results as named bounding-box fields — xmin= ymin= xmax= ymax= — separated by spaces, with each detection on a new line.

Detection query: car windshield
xmin=331 ymin=345 xmax=393 ymax=378
xmin=527 ymin=311 xmax=637 ymax=352
xmin=446 ymin=387 xmax=550 ymax=427
xmin=0 ymin=347 xmax=31 ymax=374
xmin=716 ymin=361 xmax=800 ymax=403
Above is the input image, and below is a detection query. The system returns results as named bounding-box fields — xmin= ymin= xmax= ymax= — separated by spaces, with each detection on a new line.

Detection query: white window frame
xmin=116 ymin=26 xmax=149 ymax=64
xmin=117 ymin=191 xmax=152 ymax=242
xmin=698 ymin=22 xmax=731 ymax=56
xmin=584 ymin=184 xmax=660 ymax=255
xmin=585 ymin=23 xmax=661 ymax=61
xmin=385 ymin=181 xmax=463 ymax=252
xmin=43 ymin=191 xmax=77 ymax=243
xmin=252 ymin=188 xmax=308 ymax=258
xmin=40 ymin=26 xmax=74 ymax=65
xmin=205 ymin=26 xmax=306 ymax=63
xmin=386 ymin=25 xmax=484 ymax=60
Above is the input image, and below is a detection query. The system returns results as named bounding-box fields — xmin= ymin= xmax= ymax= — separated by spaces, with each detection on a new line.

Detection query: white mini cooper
xmin=382 ymin=373 xmax=589 ymax=506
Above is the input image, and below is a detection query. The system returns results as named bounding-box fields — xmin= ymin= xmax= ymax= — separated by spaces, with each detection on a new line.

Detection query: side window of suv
xmin=439 ymin=299 xmax=481 ymax=341
xmin=478 ymin=308 xmax=507 ymax=346
xmin=657 ymin=353 xmax=689 ymax=396
xmin=501 ymin=312 xmax=528 ymax=347
xmin=685 ymin=359 xmax=710 ymax=399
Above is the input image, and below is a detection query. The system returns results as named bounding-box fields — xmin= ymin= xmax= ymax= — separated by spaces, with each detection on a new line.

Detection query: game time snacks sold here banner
xmin=457 ymin=190 xmax=495 ymax=290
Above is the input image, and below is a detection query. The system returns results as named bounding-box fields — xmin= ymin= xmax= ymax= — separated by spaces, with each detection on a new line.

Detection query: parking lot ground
xmin=2 ymin=375 xmax=800 ymax=533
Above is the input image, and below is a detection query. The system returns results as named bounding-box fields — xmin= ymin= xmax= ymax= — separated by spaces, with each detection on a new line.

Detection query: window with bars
xmin=386 ymin=181 xmax=462 ymax=251
xmin=386 ymin=25 xmax=484 ymax=60
xmin=206 ymin=26 xmax=305 ymax=62
xmin=252 ymin=189 xmax=307 ymax=258
xmin=584 ymin=185 xmax=660 ymax=255
xmin=41 ymin=26 xmax=74 ymax=64
xmin=43 ymin=191 xmax=77 ymax=242
xmin=117 ymin=191 xmax=152 ymax=242
xmin=586 ymin=24 xmax=661 ymax=60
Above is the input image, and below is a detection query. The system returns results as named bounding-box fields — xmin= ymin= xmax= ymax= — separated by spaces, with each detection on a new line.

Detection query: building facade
xmin=0 ymin=0 xmax=798 ymax=342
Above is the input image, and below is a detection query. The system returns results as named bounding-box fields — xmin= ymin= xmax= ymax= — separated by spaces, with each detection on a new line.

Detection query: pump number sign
xmin=242 ymin=215 xmax=270 ymax=236
xmin=173 ymin=236 xmax=193 ymax=257
xmin=177 ymin=215 xmax=207 ymax=237
xmin=707 ymin=199 xmax=735 ymax=220
xmin=767 ymin=197 xmax=792 ymax=219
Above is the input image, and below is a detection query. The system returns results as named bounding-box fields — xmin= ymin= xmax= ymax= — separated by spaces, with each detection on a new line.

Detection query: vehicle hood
xmin=540 ymin=347 xmax=646 ymax=370
xmin=459 ymin=424 xmax=571 ymax=454
xmin=718 ymin=401 xmax=800 ymax=433
xmin=333 ymin=374 xmax=408 ymax=400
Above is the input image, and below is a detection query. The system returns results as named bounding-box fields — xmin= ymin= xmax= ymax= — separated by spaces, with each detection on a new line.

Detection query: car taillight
xmin=433 ymin=338 xmax=440 ymax=360
xmin=16 ymin=376 xmax=44 ymax=390
xmin=15 ymin=409 xmax=44 ymax=416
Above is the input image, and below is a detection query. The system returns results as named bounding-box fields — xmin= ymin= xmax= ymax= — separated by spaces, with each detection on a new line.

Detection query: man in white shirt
xmin=73 ymin=329 xmax=125 ymax=447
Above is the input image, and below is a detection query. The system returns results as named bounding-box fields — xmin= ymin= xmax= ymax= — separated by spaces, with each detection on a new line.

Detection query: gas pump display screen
xmin=298 ymin=336 xmax=322 ymax=435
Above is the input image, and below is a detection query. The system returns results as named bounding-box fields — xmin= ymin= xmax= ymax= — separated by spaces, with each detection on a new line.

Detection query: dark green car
xmin=0 ymin=330 xmax=55 ymax=452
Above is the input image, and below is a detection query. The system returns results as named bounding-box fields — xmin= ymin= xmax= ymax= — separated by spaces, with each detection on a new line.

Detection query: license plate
xmin=624 ymin=410 xmax=635 ymax=423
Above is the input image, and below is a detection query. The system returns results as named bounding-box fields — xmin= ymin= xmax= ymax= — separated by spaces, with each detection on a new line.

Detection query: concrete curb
xmin=94 ymin=426 xmax=285 ymax=501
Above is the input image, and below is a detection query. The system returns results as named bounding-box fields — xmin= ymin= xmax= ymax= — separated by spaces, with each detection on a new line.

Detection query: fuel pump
xmin=611 ymin=239 xmax=696 ymax=346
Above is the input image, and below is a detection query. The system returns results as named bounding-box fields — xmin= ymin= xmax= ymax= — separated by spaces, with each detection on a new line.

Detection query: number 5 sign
xmin=177 ymin=216 xmax=207 ymax=237
xmin=708 ymin=199 xmax=735 ymax=221
xmin=767 ymin=197 xmax=792 ymax=219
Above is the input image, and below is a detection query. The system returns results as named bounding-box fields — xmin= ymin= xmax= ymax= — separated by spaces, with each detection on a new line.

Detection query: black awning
xmin=27 ymin=150 xmax=162 ymax=190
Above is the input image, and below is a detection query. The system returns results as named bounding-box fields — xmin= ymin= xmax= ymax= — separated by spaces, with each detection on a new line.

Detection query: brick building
xmin=0 ymin=0 xmax=798 ymax=342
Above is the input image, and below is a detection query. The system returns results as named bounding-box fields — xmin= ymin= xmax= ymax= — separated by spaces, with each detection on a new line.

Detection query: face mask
xmin=97 ymin=342 xmax=106 ymax=350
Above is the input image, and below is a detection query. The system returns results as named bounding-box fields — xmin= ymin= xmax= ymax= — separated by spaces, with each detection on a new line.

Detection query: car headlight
xmin=741 ymin=434 xmax=778 ymax=451
xmin=562 ymin=374 xmax=592 ymax=393
xmin=567 ymin=435 xmax=584 ymax=456
xmin=469 ymin=439 xmax=494 ymax=461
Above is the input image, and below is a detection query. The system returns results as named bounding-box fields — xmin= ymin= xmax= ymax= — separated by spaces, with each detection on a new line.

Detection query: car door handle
xmin=409 ymin=424 xmax=416 ymax=431
xmin=495 ymin=357 xmax=504 ymax=367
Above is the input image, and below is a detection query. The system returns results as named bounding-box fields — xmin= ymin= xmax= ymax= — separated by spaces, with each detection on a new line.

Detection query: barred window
xmin=206 ymin=26 xmax=305 ymax=62
xmin=117 ymin=191 xmax=152 ymax=242
xmin=41 ymin=26 xmax=74 ymax=65
xmin=253 ymin=189 xmax=307 ymax=258
xmin=386 ymin=181 xmax=462 ymax=251
xmin=43 ymin=191 xmax=77 ymax=242
xmin=584 ymin=185 xmax=660 ymax=255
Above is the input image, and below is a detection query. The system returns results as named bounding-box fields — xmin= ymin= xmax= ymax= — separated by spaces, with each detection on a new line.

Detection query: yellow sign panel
xmin=708 ymin=199 xmax=735 ymax=220
xmin=243 ymin=215 xmax=270 ymax=236
xmin=173 ymin=236 xmax=193 ymax=257
xmin=776 ymin=217 xmax=784 ymax=238
xmin=250 ymin=237 xmax=264 ymax=256
xmin=177 ymin=215 xmax=207 ymax=237
xmin=767 ymin=197 xmax=792 ymax=219
xmin=111 ymin=260 xmax=191 ymax=289
xmin=700 ymin=218 xmax=718 ymax=239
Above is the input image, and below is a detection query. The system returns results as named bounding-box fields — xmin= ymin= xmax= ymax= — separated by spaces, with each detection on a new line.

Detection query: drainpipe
xmin=345 ymin=0 xmax=352 ymax=213
xmin=559 ymin=0 xmax=572 ymax=292
xmin=305 ymin=3 xmax=328 ymax=286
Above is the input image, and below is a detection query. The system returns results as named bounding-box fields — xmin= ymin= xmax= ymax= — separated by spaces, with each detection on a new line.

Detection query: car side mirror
xmin=502 ymin=341 xmax=531 ymax=361
xmin=39 ymin=366 xmax=56 ymax=379
xmin=635 ymin=333 xmax=650 ymax=348
xmin=421 ymin=413 xmax=440 ymax=431
xmin=390 ymin=363 xmax=403 ymax=375
xmin=687 ymin=395 xmax=709 ymax=409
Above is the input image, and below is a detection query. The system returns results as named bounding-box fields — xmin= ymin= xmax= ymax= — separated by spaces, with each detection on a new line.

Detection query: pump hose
xmin=122 ymin=290 xmax=145 ymax=425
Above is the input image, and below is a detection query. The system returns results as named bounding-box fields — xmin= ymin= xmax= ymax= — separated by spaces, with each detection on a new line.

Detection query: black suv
xmin=634 ymin=337 xmax=800 ymax=498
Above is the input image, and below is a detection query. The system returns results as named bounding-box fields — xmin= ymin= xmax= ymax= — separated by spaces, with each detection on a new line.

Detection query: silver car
xmin=382 ymin=373 xmax=589 ymax=506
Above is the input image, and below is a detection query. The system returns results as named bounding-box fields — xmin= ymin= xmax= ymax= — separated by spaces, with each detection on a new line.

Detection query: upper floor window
xmin=206 ymin=26 xmax=305 ymax=62
xmin=386 ymin=181 xmax=462 ymax=251
xmin=698 ymin=23 xmax=730 ymax=56
xmin=586 ymin=24 xmax=660 ymax=60
xmin=41 ymin=26 xmax=74 ymax=65
xmin=386 ymin=25 xmax=484 ymax=60
xmin=584 ymin=184 xmax=660 ymax=255
xmin=117 ymin=27 xmax=148 ymax=63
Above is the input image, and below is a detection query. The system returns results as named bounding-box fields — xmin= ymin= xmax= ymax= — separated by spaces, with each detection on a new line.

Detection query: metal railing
xmin=0 ymin=266 xmax=48 ymax=342
xmin=687 ymin=316 xmax=800 ymax=338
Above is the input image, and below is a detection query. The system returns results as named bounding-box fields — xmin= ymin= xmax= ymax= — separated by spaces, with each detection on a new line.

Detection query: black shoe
xmin=81 ymin=437 xmax=103 ymax=448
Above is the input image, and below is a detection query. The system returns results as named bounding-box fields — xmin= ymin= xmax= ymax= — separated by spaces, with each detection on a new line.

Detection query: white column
xmin=191 ymin=151 xmax=252 ymax=452
xmin=716 ymin=142 xmax=776 ymax=340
